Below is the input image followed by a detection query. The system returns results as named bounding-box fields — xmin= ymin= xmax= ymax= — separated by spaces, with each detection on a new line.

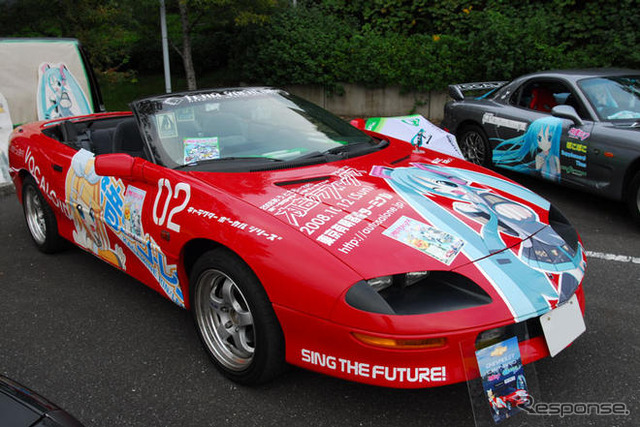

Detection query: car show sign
xmin=0 ymin=38 xmax=102 ymax=189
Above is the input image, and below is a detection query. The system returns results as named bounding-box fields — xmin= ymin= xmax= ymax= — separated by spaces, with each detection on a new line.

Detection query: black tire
xmin=627 ymin=171 xmax=640 ymax=223
xmin=190 ymin=248 xmax=285 ymax=385
xmin=22 ymin=176 xmax=66 ymax=253
xmin=457 ymin=125 xmax=492 ymax=167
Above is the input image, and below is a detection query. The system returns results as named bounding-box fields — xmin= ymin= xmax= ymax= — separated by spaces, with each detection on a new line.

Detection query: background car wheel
xmin=627 ymin=171 xmax=640 ymax=223
xmin=457 ymin=125 xmax=492 ymax=167
xmin=190 ymin=249 xmax=285 ymax=385
xmin=22 ymin=176 xmax=66 ymax=253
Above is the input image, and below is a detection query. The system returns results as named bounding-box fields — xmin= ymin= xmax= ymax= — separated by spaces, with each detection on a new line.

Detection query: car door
xmin=489 ymin=78 xmax=594 ymax=186
xmin=94 ymin=155 xmax=191 ymax=308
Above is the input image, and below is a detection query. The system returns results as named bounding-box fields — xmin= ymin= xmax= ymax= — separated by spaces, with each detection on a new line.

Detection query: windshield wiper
xmin=176 ymin=156 xmax=283 ymax=169
xmin=293 ymin=139 xmax=388 ymax=161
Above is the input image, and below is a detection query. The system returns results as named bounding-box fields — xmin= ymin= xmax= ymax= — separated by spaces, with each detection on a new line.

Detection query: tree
xmin=178 ymin=0 xmax=197 ymax=89
xmin=170 ymin=0 xmax=283 ymax=90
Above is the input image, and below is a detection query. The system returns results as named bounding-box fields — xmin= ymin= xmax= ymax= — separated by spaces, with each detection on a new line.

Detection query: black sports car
xmin=0 ymin=375 xmax=84 ymax=426
xmin=441 ymin=69 xmax=640 ymax=220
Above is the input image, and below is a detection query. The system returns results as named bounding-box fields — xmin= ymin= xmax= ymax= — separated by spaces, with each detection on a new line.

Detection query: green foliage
xmin=232 ymin=5 xmax=470 ymax=91
xmin=2 ymin=0 xmax=639 ymax=92
xmin=239 ymin=0 xmax=640 ymax=89
xmin=0 ymin=0 xmax=146 ymax=71
xmin=231 ymin=7 xmax=357 ymax=88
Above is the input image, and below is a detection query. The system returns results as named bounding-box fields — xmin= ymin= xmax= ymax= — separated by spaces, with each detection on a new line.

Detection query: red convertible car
xmin=8 ymin=88 xmax=586 ymax=388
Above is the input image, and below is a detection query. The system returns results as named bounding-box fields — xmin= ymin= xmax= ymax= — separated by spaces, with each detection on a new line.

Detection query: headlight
xmin=366 ymin=276 xmax=393 ymax=292
xmin=366 ymin=271 xmax=430 ymax=292
xmin=347 ymin=271 xmax=492 ymax=315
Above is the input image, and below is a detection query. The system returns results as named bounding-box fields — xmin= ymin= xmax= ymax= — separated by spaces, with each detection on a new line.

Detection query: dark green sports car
xmin=441 ymin=69 xmax=640 ymax=220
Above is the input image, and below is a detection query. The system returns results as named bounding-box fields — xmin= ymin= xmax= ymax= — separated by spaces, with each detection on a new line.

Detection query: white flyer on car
xmin=364 ymin=114 xmax=464 ymax=159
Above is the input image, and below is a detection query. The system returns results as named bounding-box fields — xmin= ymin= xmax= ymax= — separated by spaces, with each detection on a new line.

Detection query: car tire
xmin=190 ymin=248 xmax=286 ymax=385
xmin=457 ymin=125 xmax=492 ymax=167
xmin=22 ymin=176 xmax=66 ymax=253
xmin=627 ymin=171 xmax=640 ymax=222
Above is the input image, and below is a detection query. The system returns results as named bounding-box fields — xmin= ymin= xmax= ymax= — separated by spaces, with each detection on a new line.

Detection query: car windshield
xmin=131 ymin=88 xmax=376 ymax=170
xmin=578 ymin=76 xmax=640 ymax=121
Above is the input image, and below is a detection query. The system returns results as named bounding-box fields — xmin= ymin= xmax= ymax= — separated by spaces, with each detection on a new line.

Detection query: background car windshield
xmin=133 ymin=89 xmax=373 ymax=168
xmin=579 ymin=76 xmax=640 ymax=121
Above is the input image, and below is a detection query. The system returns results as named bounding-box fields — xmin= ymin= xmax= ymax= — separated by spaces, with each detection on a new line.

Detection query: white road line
xmin=586 ymin=251 xmax=640 ymax=264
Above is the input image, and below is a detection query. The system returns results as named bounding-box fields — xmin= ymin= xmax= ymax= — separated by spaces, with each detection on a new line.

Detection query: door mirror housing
xmin=551 ymin=105 xmax=584 ymax=126
xmin=94 ymin=153 xmax=137 ymax=179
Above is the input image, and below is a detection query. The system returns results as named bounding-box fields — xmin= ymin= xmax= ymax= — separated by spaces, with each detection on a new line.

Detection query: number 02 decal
xmin=153 ymin=179 xmax=191 ymax=232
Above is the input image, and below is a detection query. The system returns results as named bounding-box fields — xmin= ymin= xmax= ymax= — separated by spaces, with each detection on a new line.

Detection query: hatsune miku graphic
xmin=37 ymin=63 xmax=92 ymax=120
xmin=492 ymin=117 xmax=563 ymax=182
xmin=371 ymin=163 xmax=585 ymax=321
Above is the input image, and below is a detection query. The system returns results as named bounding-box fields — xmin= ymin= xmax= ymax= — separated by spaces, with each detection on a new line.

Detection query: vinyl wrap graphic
xmin=371 ymin=163 xmax=585 ymax=322
xmin=492 ymin=117 xmax=563 ymax=182
xmin=66 ymin=150 xmax=184 ymax=306
xmin=37 ymin=63 xmax=91 ymax=120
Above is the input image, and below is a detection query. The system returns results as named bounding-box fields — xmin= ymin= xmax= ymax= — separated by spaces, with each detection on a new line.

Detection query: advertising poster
xmin=123 ymin=186 xmax=146 ymax=238
xmin=475 ymin=337 xmax=530 ymax=423
xmin=183 ymin=137 xmax=220 ymax=164
xmin=382 ymin=215 xmax=464 ymax=265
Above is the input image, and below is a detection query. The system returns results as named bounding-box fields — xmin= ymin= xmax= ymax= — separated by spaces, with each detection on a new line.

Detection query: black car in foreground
xmin=442 ymin=69 xmax=640 ymax=220
xmin=0 ymin=375 xmax=83 ymax=427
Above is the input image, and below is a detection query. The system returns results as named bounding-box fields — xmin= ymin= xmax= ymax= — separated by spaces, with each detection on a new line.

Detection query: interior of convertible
xmin=43 ymin=116 xmax=149 ymax=160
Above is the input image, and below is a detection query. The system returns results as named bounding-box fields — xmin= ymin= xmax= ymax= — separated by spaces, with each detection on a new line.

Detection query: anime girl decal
xmin=64 ymin=149 xmax=184 ymax=307
xmin=371 ymin=163 xmax=585 ymax=321
xmin=65 ymin=149 xmax=126 ymax=268
xmin=37 ymin=63 xmax=92 ymax=120
xmin=493 ymin=117 xmax=563 ymax=182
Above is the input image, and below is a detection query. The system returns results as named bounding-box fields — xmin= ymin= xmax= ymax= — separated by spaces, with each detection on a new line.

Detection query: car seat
xmin=112 ymin=118 xmax=147 ymax=159
xmin=529 ymin=88 xmax=557 ymax=112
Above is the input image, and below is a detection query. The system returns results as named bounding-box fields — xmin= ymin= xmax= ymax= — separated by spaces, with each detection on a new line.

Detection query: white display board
xmin=0 ymin=91 xmax=12 ymax=185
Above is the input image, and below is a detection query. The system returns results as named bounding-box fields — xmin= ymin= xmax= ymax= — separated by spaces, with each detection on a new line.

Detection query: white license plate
xmin=540 ymin=294 xmax=586 ymax=357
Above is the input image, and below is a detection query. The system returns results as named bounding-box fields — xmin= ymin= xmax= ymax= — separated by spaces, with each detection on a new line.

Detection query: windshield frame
xmin=131 ymin=88 xmax=378 ymax=171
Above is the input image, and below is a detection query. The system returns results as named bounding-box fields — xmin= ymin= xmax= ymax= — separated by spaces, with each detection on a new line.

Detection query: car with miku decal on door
xmin=9 ymin=87 xmax=586 ymax=389
xmin=442 ymin=68 xmax=640 ymax=221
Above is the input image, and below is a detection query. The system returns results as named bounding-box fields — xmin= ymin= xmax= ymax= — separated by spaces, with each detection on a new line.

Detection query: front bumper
xmin=274 ymin=285 xmax=585 ymax=389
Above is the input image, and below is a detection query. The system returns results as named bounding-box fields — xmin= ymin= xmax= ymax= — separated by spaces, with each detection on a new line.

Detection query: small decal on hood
xmin=383 ymin=216 xmax=464 ymax=265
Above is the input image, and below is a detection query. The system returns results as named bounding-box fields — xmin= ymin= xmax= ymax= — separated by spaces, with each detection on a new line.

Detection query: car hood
xmin=193 ymin=147 xmax=576 ymax=269
xmin=190 ymin=146 xmax=585 ymax=321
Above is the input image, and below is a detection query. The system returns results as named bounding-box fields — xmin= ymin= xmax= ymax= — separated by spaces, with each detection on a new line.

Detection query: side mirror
xmin=94 ymin=153 xmax=136 ymax=179
xmin=551 ymin=105 xmax=584 ymax=126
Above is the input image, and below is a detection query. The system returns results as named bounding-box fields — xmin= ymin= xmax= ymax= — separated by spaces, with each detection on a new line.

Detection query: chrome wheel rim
xmin=24 ymin=186 xmax=47 ymax=245
xmin=461 ymin=131 xmax=486 ymax=165
xmin=195 ymin=269 xmax=255 ymax=371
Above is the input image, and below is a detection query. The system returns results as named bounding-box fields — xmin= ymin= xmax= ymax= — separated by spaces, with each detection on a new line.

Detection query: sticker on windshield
xmin=184 ymin=137 xmax=220 ymax=164
xmin=176 ymin=107 xmax=195 ymax=122
xmin=382 ymin=216 xmax=464 ymax=265
xmin=156 ymin=112 xmax=178 ymax=139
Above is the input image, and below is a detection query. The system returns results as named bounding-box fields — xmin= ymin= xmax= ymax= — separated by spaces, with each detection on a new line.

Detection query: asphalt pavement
xmin=0 ymin=173 xmax=638 ymax=427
